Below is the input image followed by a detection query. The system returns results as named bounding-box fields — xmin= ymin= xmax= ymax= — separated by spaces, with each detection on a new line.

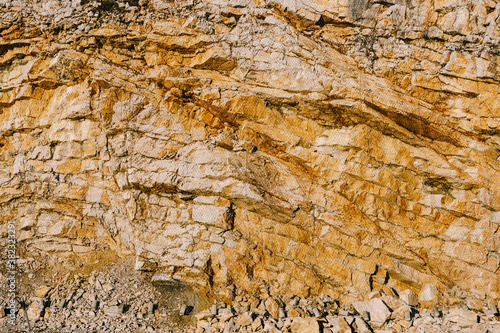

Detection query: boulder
xmin=419 ymin=284 xmax=441 ymax=308
xmin=352 ymin=298 xmax=392 ymax=327
xmin=399 ymin=289 xmax=419 ymax=307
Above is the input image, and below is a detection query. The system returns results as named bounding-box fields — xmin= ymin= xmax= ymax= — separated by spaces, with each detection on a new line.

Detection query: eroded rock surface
xmin=1 ymin=0 xmax=500 ymax=319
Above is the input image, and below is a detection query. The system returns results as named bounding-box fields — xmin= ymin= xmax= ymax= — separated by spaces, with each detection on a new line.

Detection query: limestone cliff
xmin=1 ymin=0 xmax=500 ymax=306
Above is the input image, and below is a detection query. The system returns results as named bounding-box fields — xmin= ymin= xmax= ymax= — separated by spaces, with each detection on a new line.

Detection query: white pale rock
xmin=290 ymin=317 xmax=320 ymax=333
xmin=419 ymin=283 xmax=440 ymax=308
xmin=236 ymin=312 xmax=253 ymax=327
xmin=352 ymin=298 xmax=391 ymax=327
xmin=251 ymin=317 xmax=263 ymax=331
xmin=104 ymin=305 xmax=121 ymax=316
xmin=151 ymin=273 xmax=177 ymax=284
xmin=34 ymin=286 xmax=52 ymax=298
xmin=223 ymin=319 xmax=235 ymax=333
xmin=355 ymin=316 xmax=372 ymax=333
xmin=326 ymin=316 xmax=352 ymax=333
xmin=195 ymin=310 xmax=213 ymax=321
xmin=445 ymin=307 xmax=479 ymax=327
xmin=26 ymin=300 xmax=45 ymax=322
xmin=28 ymin=145 xmax=52 ymax=160
xmin=3 ymin=0 xmax=500 ymax=322
xmin=191 ymin=204 xmax=231 ymax=229
xmin=399 ymin=289 xmax=419 ymax=306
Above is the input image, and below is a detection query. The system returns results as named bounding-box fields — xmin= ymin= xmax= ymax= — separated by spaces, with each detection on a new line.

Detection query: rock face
xmin=1 ymin=0 xmax=500 ymax=306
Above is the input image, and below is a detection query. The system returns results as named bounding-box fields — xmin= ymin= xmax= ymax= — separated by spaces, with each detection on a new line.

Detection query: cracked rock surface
xmin=1 ymin=0 xmax=500 ymax=331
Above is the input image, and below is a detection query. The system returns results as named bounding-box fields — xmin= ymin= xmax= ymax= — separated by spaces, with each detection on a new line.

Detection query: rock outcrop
xmin=1 ymin=0 xmax=500 ymax=308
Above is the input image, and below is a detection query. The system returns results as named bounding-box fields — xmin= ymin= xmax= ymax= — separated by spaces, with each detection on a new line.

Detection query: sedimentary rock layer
xmin=1 ymin=0 xmax=499 ymax=305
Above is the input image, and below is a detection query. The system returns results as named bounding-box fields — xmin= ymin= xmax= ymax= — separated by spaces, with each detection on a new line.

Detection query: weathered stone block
xmin=399 ymin=289 xmax=419 ymax=307
xmin=352 ymin=298 xmax=391 ymax=327
xmin=419 ymin=283 xmax=441 ymax=308
xmin=290 ymin=317 xmax=320 ymax=333
xmin=191 ymin=204 xmax=232 ymax=229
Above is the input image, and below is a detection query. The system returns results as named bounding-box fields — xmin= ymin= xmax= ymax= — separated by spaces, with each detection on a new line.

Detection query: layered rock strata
xmin=1 ymin=0 xmax=500 ymax=307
